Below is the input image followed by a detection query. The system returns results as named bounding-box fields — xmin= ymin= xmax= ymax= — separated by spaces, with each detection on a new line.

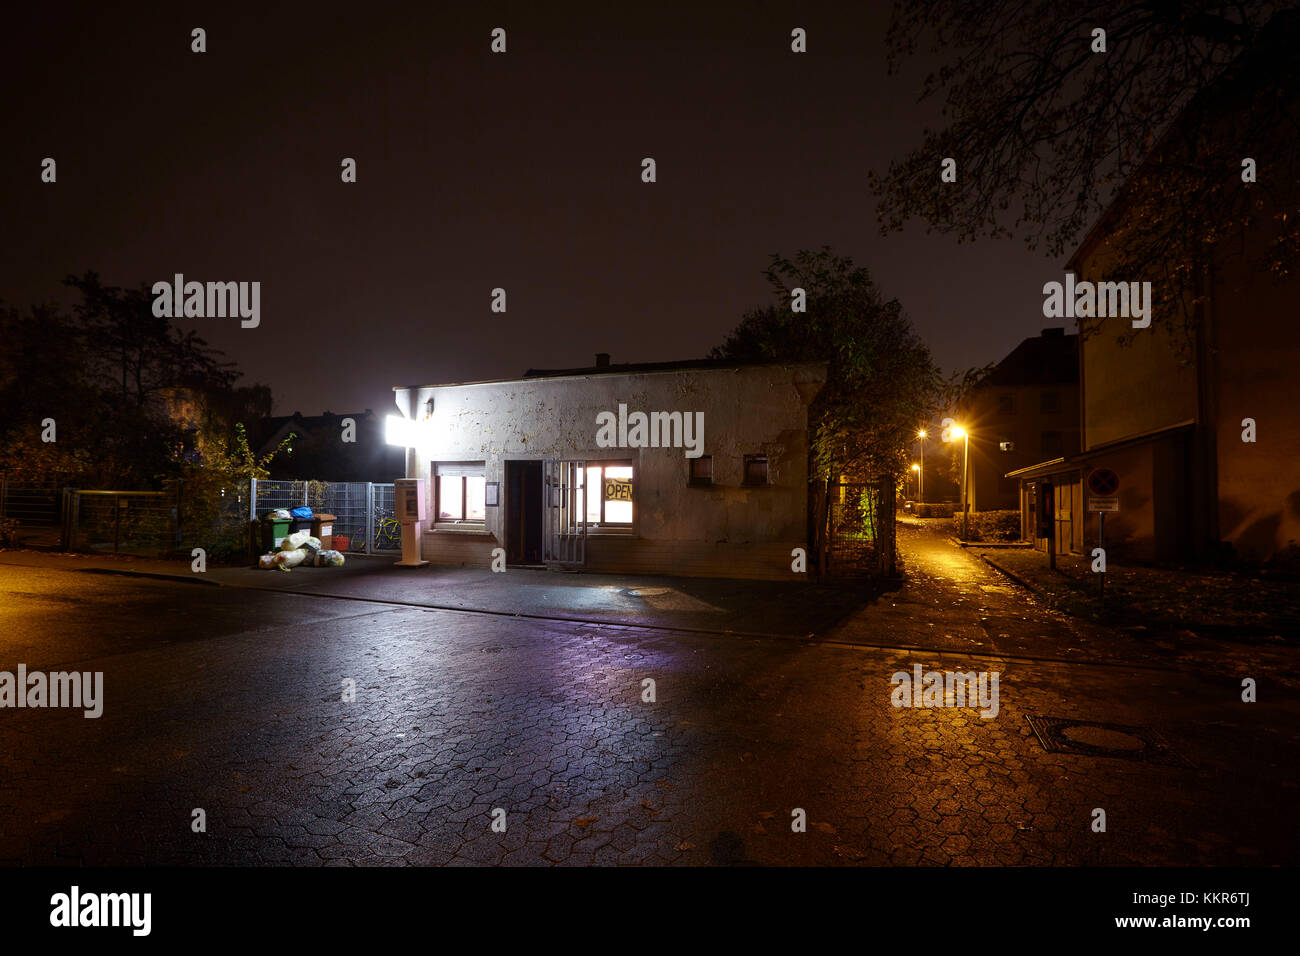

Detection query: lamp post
xmin=951 ymin=426 xmax=970 ymax=539
xmin=911 ymin=463 xmax=920 ymax=500
xmin=916 ymin=429 xmax=927 ymax=503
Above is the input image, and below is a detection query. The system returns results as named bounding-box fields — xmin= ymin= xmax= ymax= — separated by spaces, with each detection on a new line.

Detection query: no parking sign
xmin=1087 ymin=468 xmax=1120 ymax=511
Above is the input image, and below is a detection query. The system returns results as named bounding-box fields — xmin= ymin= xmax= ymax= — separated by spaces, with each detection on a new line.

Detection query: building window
xmin=435 ymin=462 xmax=486 ymax=524
xmin=578 ymin=462 xmax=634 ymax=527
xmin=998 ymin=394 xmax=1015 ymax=416
xmin=1040 ymin=390 xmax=1061 ymax=414
xmin=1040 ymin=431 xmax=1063 ymax=457
xmin=743 ymin=454 xmax=769 ymax=486
xmin=689 ymin=455 xmax=713 ymax=486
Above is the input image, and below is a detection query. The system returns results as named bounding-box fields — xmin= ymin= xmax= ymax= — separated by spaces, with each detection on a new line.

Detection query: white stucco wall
xmin=392 ymin=362 xmax=827 ymax=579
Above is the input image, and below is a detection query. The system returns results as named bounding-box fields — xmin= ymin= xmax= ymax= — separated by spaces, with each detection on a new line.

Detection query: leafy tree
xmin=176 ymin=423 xmax=294 ymax=561
xmin=0 ymin=276 xmax=273 ymax=488
xmin=710 ymin=249 xmax=942 ymax=480
xmin=870 ymin=2 xmax=1300 ymax=348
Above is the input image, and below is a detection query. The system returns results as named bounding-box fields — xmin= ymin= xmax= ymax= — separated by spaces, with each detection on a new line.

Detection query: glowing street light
xmin=949 ymin=425 xmax=970 ymax=538
xmin=916 ymin=429 xmax=927 ymax=503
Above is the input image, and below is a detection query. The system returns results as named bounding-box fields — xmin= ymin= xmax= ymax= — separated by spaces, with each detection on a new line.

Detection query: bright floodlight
xmin=917 ymin=429 xmax=927 ymax=438
xmin=385 ymin=414 xmax=414 ymax=447
xmin=951 ymin=425 xmax=967 ymax=439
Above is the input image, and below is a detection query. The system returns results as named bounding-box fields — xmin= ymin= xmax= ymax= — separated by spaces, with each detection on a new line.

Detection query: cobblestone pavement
xmin=0 ymin=534 xmax=1296 ymax=866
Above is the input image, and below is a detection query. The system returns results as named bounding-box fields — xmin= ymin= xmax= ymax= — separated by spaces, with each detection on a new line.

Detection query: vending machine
xmin=392 ymin=477 xmax=429 ymax=567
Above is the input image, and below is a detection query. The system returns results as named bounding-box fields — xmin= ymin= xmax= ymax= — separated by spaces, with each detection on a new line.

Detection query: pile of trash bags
xmin=258 ymin=529 xmax=346 ymax=572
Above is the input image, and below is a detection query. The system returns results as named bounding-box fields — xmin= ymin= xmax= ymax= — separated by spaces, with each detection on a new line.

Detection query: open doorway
xmin=505 ymin=459 xmax=543 ymax=564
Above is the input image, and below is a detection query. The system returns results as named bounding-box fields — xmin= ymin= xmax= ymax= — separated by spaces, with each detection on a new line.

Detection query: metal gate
xmin=826 ymin=478 xmax=896 ymax=577
xmin=543 ymin=459 xmax=586 ymax=566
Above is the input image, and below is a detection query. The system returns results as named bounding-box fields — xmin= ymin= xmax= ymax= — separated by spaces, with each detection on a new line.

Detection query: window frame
xmin=742 ymin=454 xmax=769 ymax=487
xmin=582 ymin=460 xmax=635 ymax=529
xmin=432 ymin=461 xmax=487 ymax=529
xmin=688 ymin=454 xmax=713 ymax=487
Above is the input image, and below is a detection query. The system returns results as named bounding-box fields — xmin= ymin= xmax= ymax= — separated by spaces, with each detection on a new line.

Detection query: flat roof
xmin=394 ymin=358 xmax=828 ymax=391
xmin=1004 ymin=420 xmax=1196 ymax=480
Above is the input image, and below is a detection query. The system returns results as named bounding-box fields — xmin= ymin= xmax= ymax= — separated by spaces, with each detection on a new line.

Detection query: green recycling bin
xmin=261 ymin=515 xmax=292 ymax=551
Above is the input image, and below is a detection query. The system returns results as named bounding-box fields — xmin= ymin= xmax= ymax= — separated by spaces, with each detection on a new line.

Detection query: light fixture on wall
xmin=424 ymin=398 xmax=435 ymax=421
xmin=385 ymin=415 xmax=416 ymax=447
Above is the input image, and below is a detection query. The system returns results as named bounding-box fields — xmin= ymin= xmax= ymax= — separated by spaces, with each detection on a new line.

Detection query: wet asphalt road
xmin=1 ymin=526 xmax=1296 ymax=866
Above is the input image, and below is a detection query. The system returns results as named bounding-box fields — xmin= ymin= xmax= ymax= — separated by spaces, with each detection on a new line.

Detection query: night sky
xmin=2 ymin=2 xmax=1056 ymax=416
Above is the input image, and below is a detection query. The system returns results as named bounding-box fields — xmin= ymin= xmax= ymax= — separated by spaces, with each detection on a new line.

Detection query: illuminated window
xmin=578 ymin=462 xmax=633 ymax=526
xmin=434 ymin=462 xmax=486 ymax=523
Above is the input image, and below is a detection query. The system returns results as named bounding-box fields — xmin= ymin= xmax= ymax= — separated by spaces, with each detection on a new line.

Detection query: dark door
xmin=505 ymin=460 xmax=543 ymax=564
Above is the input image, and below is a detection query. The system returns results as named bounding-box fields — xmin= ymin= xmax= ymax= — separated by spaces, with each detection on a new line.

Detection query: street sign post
xmin=1086 ymin=469 xmax=1120 ymax=601
xmin=1086 ymin=468 xmax=1119 ymax=496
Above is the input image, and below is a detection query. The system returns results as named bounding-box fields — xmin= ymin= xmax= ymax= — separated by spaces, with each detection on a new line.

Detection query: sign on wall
xmin=604 ymin=478 xmax=633 ymax=501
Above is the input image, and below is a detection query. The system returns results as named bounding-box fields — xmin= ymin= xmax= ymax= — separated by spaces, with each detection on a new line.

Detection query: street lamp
xmin=950 ymin=425 xmax=970 ymax=539
xmin=916 ymin=429 xmax=927 ymax=503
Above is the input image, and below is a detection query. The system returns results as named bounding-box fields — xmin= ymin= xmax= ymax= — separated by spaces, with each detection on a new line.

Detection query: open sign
xmin=604 ymin=478 xmax=633 ymax=501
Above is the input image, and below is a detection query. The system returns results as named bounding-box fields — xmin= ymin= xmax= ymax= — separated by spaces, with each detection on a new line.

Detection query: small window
xmin=743 ymin=454 xmax=769 ymax=486
xmin=578 ymin=462 xmax=634 ymax=527
xmin=1040 ymin=391 xmax=1061 ymax=414
xmin=1040 ymin=431 xmax=1063 ymax=456
xmin=435 ymin=461 xmax=486 ymax=523
xmin=998 ymin=394 xmax=1015 ymax=416
xmin=689 ymin=455 xmax=713 ymax=486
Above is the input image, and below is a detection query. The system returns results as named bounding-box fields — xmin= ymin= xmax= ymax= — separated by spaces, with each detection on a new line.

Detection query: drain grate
xmin=1025 ymin=715 xmax=1192 ymax=767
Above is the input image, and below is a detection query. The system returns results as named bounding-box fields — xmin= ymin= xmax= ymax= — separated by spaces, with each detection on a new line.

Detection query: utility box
xmin=393 ymin=478 xmax=428 ymax=567
xmin=394 ymin=478 xmax=427 ymax=523
xmin=312 ymin=513 xmax=337 ymax=549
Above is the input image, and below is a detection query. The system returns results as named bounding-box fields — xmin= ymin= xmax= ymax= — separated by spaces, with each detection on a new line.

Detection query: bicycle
xmin=373 ymin=511 xmax=402 ymax=551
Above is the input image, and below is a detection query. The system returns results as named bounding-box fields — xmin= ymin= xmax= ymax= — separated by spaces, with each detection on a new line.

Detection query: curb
xmin=977 ymin=553 xmax=1043 ymax=596
xmin=950 ymin=537 xmax=1033 ymax=550
xmin=72 ymin=567 xmax=222 ymax=587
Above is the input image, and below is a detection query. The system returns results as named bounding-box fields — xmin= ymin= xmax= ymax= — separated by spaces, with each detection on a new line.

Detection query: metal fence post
xmin=366 ymin=483 xmax=375 ymax=554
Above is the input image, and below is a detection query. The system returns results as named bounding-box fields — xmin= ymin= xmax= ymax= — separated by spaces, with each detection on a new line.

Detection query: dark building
xmin=955 ymin=329 xmax=1081 ymax=513
xmin=1009 ymin=14 xmax=1300 ymax=565
xmin=255 ymin=409 xmax=405 ymax=482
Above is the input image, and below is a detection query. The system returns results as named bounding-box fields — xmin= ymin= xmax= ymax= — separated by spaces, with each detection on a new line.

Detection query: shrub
xmin=952 ymin=509 xmax=1021 ymax=542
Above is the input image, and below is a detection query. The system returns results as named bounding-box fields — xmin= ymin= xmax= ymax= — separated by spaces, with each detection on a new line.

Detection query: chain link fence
xmin=0 ymin=479 xmax=65 ymax=548
xmin=11 ymin=477 xmax=401 ymax=559
xmin=249 ymin=479 xmax=398 ymax=553
xmin=64 ymin=490 xmax=175 ymax=556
